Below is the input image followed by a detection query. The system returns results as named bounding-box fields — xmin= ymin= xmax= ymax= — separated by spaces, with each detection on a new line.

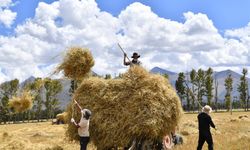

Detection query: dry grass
xmin=0 ymin=122 xmax=95 ymax=150
xmin=55 ymin=47 xmax=94 ymax=80
xmin=0 ymin=112 xmax=249 ymax=150
xmin=174 ymin=111 xmax=250 ymax=150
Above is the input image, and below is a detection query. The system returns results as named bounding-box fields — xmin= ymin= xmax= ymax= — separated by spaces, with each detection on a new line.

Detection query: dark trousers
xmin=197 ymin=132 xmax=213 ymax=150
xmin=80 ymin=136 xmax=90 ymax=150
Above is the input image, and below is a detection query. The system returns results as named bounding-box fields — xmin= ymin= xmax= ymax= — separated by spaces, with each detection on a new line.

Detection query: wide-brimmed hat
xmin=131 ymin=52 xmax=140 ymax=58
xmin=202 ymin=105 xmax=212 ymax=113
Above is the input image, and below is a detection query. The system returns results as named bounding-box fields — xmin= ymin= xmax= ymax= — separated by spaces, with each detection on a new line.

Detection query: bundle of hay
xmin=66 ymin=66 xmax=183 ymax=149
xmin=56 ymin=112 xmax=68 ymax=123
xmin=55 ymin=47 xmax=94 ymax=79
xmin=8 ymin=91 xmax=33 ymax=113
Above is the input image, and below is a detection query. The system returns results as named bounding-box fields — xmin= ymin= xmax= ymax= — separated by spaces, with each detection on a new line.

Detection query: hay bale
xmin=55 ymin=47 xmax=94 ymax=79
xmin=56 ymin=112 xmax=68 ymax=123
xmin=230 ymin=118 xmax=239 ymax=122
xmin=66 ymin=66 xmax=183 ymax=149
xmin=239 ymin=114 xmax=248 ymax=119
xmin=8 ymin=91 xmax=33 ymax=113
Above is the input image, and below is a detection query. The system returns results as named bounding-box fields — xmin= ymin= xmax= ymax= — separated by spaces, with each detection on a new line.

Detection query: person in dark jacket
xmin=197 ymin=105 xmax=216 ymax=150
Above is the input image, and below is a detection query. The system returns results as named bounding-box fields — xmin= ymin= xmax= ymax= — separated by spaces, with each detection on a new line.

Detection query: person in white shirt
xmin=71 ymin=109 xmax=91 ymax=150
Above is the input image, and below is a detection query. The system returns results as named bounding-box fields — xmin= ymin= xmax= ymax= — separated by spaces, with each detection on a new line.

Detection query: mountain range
xmin=150 ymin=67 xmax=250 ymax=104
xmin=1 ymin=67 xmax=249 ymax=110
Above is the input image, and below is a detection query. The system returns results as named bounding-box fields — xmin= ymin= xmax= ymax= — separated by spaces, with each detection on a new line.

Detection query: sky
xmin=0 ymin=0 xmax=250 ymax=83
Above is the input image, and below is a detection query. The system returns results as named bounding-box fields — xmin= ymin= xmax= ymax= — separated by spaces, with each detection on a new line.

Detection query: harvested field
xmin=0 ymin=112 xmax=249 ymax=150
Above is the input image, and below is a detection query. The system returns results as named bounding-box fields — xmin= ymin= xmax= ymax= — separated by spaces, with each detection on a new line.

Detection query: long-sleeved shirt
xmin=197 ymin=112 xmax=215 ymax=133
xmin=77 ymin=110 xmax=90 ymax=137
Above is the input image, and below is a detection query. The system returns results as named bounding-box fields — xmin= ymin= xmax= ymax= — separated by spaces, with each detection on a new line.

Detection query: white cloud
xmin=0 ymin=0 xmax=12 ymax=7
xmin=0 ymin=0 xmax=250 ymax=83
xmin=0 ymin=0 xmax=16 ymax=28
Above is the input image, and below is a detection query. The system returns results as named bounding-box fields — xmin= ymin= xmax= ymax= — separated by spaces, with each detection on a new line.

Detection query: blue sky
xmin=0 ymin=0 xmax=250 ymax=82
xmin=2 ymin=0 xmax=250 ymax=35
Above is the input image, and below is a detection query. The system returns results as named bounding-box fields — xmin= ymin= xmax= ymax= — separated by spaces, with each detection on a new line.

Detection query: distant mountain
xmin=213 ymin=70 xmax=250 ymax=103
xmin=150 ymin=67 xmax=177 ymax=75
xmin=20 ymin=76 xmax=36 ymax=88
xmin=150 ymin=67 xmax=250 ymax=103
xmin=1 ymin=68 xmax=250 ymax=109
xmin=150 ymin=67 xmax=178 ymax=86
xmin=214 ymin=69 xmax=242 ymax=79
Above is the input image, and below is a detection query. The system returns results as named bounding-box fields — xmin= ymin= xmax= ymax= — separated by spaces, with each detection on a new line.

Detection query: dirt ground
xmin=0 ymin=112 xmax=249 ymax=150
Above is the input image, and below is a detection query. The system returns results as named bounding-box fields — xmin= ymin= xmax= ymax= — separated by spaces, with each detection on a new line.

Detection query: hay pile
xmin=55 ymin=47 xmax=94 ymax=79
xmin=56 ymin=112 xmax=68 ymax=123
xmin=8 ymin=91 xmax=33 ymax=113
xmin=66 ymin=66 xmax=183 ymax=149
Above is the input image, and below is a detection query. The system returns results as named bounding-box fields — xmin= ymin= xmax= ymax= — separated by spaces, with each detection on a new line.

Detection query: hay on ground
xmin=56 ymin=112 xmax=68 ymax=123
xmin=239 ymin=115 xmax=248 ymax=119
xmin=66 ymin=66 xmax=183 ymax=149
xmin=55 ymin=47 xmax=94 ymax=79
xmin=8 ymin=91 xmax=33 ymax=113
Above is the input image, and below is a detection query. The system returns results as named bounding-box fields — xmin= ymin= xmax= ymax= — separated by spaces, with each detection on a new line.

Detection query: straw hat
xmin=202 ymin=105 xmax=212 ymax=113
xmin=131 ymin=52 xmax=140 ymax=58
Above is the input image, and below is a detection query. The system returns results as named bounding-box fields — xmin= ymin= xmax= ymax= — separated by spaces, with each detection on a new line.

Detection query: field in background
xmin=0 ymin=112 xmax=249 ymax=150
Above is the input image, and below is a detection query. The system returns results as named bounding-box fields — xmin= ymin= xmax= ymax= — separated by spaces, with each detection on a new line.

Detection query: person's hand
xmin=71 ymin=118 xmax=75 ymax=123
xmin=81 ymin=109 xmax=85 ymax=114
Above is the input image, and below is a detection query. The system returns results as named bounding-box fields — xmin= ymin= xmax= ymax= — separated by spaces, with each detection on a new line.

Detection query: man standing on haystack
xmin=124 ymin=52 xmax=141 ymax=66
xmin=197 ymin=105 xmax=216 ymax=150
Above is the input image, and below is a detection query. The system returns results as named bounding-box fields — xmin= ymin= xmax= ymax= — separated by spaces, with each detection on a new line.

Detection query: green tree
xmin=188 ymin=69 xmax=206 ymax=111
xmin=237 ymin=68 xmax=248 ymax=111
xmin=163 ymin=74 xmax=169 ymax=80
xmin=205 ymin=68 xmax=214 ymax=106
xmin=190 ymin=69 xmax=197 ymax=112
xmin=224 ymin=74 xmax=233 ymax=111
xmin=105 ymin=74 xmax=112 ymax=79
xmin=1 ymin=79 xmax=19 ymax=98
xmin=214 ymin=77 xmax=219 ymax=112
xmin=27 ymin=78 xmax=44 ymax=122
xmin=44 ymin=78 xmax=62 ymax=120
xmin=0 ymin=79 xmax=19 ymax=123
xmin=196 ymin=69 xmax=206 ymax=107
xmin=184 ymin=72 xmax=191 ymax=111
xmin=175 ymin=72 xmax=186 ymax=105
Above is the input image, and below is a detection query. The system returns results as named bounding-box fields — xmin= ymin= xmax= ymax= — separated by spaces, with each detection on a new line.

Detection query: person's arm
xmin=209 ymin=116 xmax=216 ymax=128
xmin=71 ymin=118 xmax=80 ymax=128
xmin=123 ymin=53 xmax=130 ymax=66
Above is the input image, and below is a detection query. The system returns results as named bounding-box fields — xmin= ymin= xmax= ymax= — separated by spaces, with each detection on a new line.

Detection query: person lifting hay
xmin=71 ymin=100 xmax=92 ymax=150
xmin=123 ymin=52 xmax=141 ymax=66
xmin=118 ymin=43 xmax=141 ymax=66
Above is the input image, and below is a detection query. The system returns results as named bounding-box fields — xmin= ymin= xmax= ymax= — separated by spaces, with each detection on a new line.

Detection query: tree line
xmin=0 ymin=78 xmax=62 ymax=124
xmin=175 ymin=68 xmax=249 ymax=112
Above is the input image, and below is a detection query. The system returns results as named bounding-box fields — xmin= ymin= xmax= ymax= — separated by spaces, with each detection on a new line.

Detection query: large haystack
xmin=66 ymin=66 xmax=183 ymax=149
xmin=8 ymin=91 xmax=33 ymax=113
xmin=55 ymin=47 xmax=94 ymax=79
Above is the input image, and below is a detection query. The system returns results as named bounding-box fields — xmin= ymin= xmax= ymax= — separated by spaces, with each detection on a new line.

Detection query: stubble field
xmin=0 ymin=112 xmax=249 ymax=150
